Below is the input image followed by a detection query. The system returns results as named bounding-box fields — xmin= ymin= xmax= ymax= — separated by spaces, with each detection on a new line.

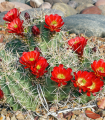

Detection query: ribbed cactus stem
xmin=0 ymin=25 xmax=103 ymax=112
xmin=0 ymin=47 xmax=39 ymax=111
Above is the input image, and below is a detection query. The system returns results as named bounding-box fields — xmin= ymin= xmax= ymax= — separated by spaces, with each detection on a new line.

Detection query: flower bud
xmin=0 ymin=89 xmax=4 ymax=99
xmin=32 ymin=25 xmax=40 ymax=36
xmin=34 ymin=47 xmax=41 ymax=53
xmin=0 ymin=58 xmax=2 ymax=62
xmin=92 ymin=47 xmax=96 ymax=52
xmin=24 ymin=12 xmax=30 ymax=20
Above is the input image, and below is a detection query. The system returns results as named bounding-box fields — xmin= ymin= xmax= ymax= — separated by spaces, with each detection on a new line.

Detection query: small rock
xmin=71 ymin=114 xmax=76 ymax=120
xmin=6 ymin=115 xmax=11 ymax=120
xmin=15 ymin=111 xmax=25 ymax=120
xmin=52 ymin=0 xmax=69 ymax=4
xmin=64 ymin=111 xmax=73 ymax=119
xmin=0 ymin=2 xmax=14 ymax=12
xmin=86 ymin=108 xmax=92 ymax=111
xmin=0 ymin=0 xmax=5 ymax=3
xmin=44 ymin=0 xmax=53 ymax=5
xmin=25 ymin=114 xmax=34 ymax=120
xmin=8 ymin=0 xmax=26 ymax=3
xmin=97 ymin=97 xmax=105 ymax=109
xmin=76 ymin=3 xmax=94 ymax=13
xmin=0 ymin=1 xmax=32 ymax=12
xmin=26 ymin=0 xmax=30 ymax=5
xmin=11 ymin=115 xmax=17 ymax=120
xmin=95 ymin=0 xmax=105 ymax=6
xmin=71 ymin=0 xmax=93 ymax=5
xmin=0 ymin=35 xmax=3 ymax=43
xmin=59 ymin=118 xmax=67 ymax=120
xmin=57 ymin=113 xmax=64 ymax=119
xmin=86 ymin=4 xmax=94 ymax=7
xmin=52 ymin=3 xmax=77 ymax=17
xmin=98 ymin=5 xmax=105 ymax=15
xmin=1 ymin=108 xmax=8 ymax=116
xmin=102 ymin=111 xmax=105 ymax=117
xmin=34 ymin=116 xmax=39 ymax=120
xmin=80 ymin=6 xmax=102 ymax=14
xmin=95 ymin=118 xmax=103 ymax=120
xmin=76 ymin=4 xmax=87 ymax=13
xmin=49 ymin=106 xmax=57 ymax=112
xmin=92 ymin=0 xmax=98 ymax=4
xmin=30 ymin=0 xmax=37 ymax=8
xmin=30 ymin=0 xmax=44 ymax=7
xmin=0 ymin=114 xmax=5 ymax=120
xmin=44 ymin=0 xmax=69 ymax=5
xmin=73 ymin=110 xmax=82 ymax=115
xmin=39 ymin=114 xmax=48 ymax=120
xmin=39 ymin=2 xmax=51 ymax=9
xmin=75 ymin=114 xmax=87 ymax=120
xmin=85 ymin=110 xmax=101 ymax=119
xmin=63 ymin=14 xmax=105 ymax=37
xmin=67 ymin=1 xmax=78 ymax=9
xmin=10 ymin=2 xmax=32 ymax=11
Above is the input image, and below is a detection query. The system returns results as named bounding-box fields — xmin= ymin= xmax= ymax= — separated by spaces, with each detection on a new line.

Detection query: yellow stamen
xmin=97 ymin=67 xmax=104 ymax=73
xmin=36 ymin=65 xmax=41 ymax=70
xmin=29 ymin=58 xmax=35 ymax=61
xmin=74 ymin=41 xmax=79 ymax=44
xmin=57 ymin=74 xmax=65 ymax=79
xmin=51 ymin=21 xmax=57 ymax=26
xmin=9 ymin=13 xmax=13 ymax=16
xmin=77 ymin=78 xmax=86 ymax=86
xmin=88 ymin=82 xmax=95 ymax=90
xmin=14 ymin=24 xmax=18 ymax=28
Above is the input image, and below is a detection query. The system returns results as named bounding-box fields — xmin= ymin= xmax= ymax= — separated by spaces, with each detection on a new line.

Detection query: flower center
xmin=88 ymin=82 xmax=95 ymax=90
xmin=9 ymin=13 xmax=13 ymax=16
xmin=74 ymin=41 xmax=79 ymax=44
xmin=97 ymin=67 xmax=104 ymax=73
xmin=77 ymin=78 xmax=86 ymax=86
xmin=57 ymin=74 xmax=65 ymax=79
xmin=36 ymin=65 xmax=41 ymax=70
xmin=29 ymin=58 xmax=35 ymax=61
xmin=14 ymin=24 xmax=18 ymax=28
xmin=51 ymin=21 xmax=57 ymax=26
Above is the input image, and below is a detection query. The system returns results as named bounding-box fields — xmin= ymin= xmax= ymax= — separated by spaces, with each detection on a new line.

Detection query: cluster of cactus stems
xmin=0 ymin=8 xmax=105 ymax=113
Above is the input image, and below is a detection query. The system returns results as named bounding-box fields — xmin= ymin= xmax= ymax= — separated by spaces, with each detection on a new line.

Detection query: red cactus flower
xmin=73 ymin=71 xmax=95 ymax=93
xmin=0 ymin=89 xmax=4 ymax=99
xmin=51 ymin=64 xmax=73 ymax=87
xmin=3 ymin=8 xmax=20 ymax=22
xmin=91 ymin=59 xmax=105 ymax=80
xmin=44 ymin=14 xmax=64 ymax=32
xmin=7 ymin=18 xmax=24 ymax=35
xmin=32 ymin=25 xmax=40 ymax=36
xmin=86 ymin=77 xmax=104 ymax=96
xmin=68 ymin=36 xmax=88 ymax=56
xmin=19 ymin=50 xmax=40 ymax=69
xmin=31 ymin=57 xmax=49 ymax=78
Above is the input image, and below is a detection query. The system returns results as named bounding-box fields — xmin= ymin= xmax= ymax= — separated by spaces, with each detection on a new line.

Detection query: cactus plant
xmin=0 ymin=44 xmax=39 ymax=111
xmin=0 ymin=8 xmax=104 ymax=113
